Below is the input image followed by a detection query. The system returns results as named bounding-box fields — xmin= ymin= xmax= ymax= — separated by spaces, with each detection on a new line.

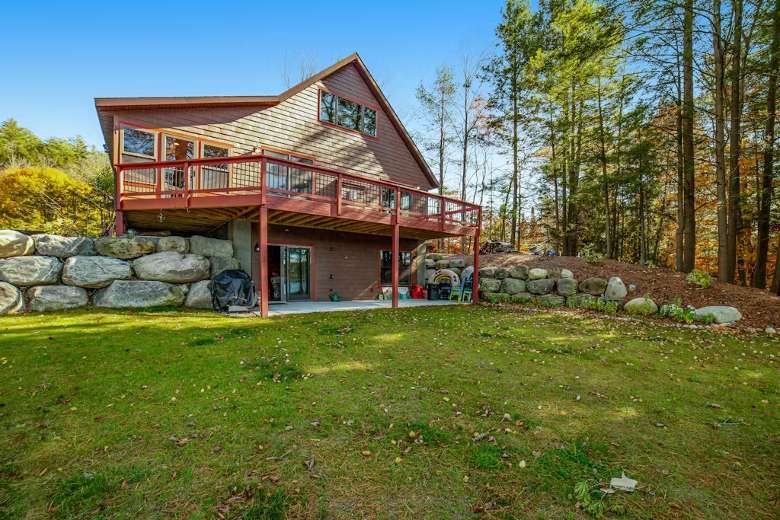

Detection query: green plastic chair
xmin=460 ymin=284 xmax=473 ymax=303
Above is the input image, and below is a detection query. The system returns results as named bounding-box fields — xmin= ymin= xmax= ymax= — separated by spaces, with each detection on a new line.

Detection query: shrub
xmin=686 ymin=270 xmax=713 ymax=289
xmin=658 ymin=302 xmax=712 ymax=324
xmin=580 ymin=298 xmax=619 ymax=315
xmin=0 ymin=166 xmax=112 ymax=236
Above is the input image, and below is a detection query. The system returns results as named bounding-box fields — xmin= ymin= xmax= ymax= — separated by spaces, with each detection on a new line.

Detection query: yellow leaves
xmin=0 ymin=166 xmax=109 ymax=236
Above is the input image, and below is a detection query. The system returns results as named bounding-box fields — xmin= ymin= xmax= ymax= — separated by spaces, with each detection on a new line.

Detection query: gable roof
xmin=95 ymin=53 xmax=438 ymax=188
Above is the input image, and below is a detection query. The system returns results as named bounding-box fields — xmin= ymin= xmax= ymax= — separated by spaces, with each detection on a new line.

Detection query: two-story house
xmin=95 ymin=53 xmax=480 ymax=315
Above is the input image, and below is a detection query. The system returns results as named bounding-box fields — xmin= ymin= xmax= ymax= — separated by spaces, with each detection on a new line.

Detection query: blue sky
xmin=1 ymin=0 xmax=505 ymax=149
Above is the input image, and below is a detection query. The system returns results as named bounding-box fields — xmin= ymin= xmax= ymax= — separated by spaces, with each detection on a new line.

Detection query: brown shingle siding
xmin=250 ymin=224 xmax=421 ymax=301
xmin=109 ymin=63 xmax=434 ymax=189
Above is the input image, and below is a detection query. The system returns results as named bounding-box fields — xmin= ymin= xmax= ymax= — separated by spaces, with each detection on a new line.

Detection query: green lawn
xmin=0 ymin=306 xmax=778 ymax=519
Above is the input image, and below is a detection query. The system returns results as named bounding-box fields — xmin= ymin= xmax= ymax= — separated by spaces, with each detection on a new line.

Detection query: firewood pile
xmin=479 ymin=240 xmax=517 ymax=255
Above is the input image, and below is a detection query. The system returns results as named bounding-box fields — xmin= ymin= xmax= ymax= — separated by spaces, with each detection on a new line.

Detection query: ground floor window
xmin=380 ymin=250 xmax=411 ymax=286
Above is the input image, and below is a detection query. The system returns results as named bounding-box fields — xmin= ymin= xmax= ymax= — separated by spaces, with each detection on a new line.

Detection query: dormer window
xmin=319 ymin=90 xmax=377 ymax=137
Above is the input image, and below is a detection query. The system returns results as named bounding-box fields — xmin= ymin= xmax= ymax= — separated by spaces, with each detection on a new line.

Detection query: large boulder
xmin=424 ymin=258 xmax=436 ymax=268
xmin=500 ymin=278 xmax=526 ymax=295
xmin=528 ymin=268 xmax=548 ymax=280
xmin=449 ymin=256 xmax=466 ymax=269
xmin=33 ymin=234 xmax=95 ymax=258
xmin=604 ymin=277 xmax=627 ymax=301
xmin=61 ymin=256 xmax=132 ymax=288
xmin=527 ymin=278 xmax=555 ymax=295
xmin=210 ymin=256 xmax=240 ymax=278
xmin=556 ymin=277 xmax=578 ymax=296
xmin=508 ymin=265 xmax=528 ymax=280
xmin=0 ymin=282 xmax=23 ymax=314
xmin=479 ymin=278 xmax=502 ymax=293
xmin=156 ymin=236 xmax=189 ymax=253
xmin=94 ymin=280 xmax=187 ymax=308
xmin=435 ymin=259 xmax=450 ymax=269
xmin=26 ymin=285 xmax=88 ymax=312
xmin=132 ymin=252 xmax=210 ymax=283
xmin=185 ymin=280 xmax=213 ymax=309
xmin=494 ymin=267 xmax=509 ymax=279
xmin=694 ymin=305 xmax=742 ymax=324
xmin=478 ymin=267 xmax=497 ymax=278
xmin=189 ymin=235 xmax=233 ymax=258
xmin=547 ymin=267 xmax=574 ymax=279
xmin=95 ymin=237 xmax=156 ymax=259
xmin=0 ymin=230 xmax=34 ymax=258
xmin=624 ymin=297 xmax=658 ymax=316
xmin=0 ymin=256 xmax=62 ymax=286
xmin=579 ymin=277 xmax=608 ymax=296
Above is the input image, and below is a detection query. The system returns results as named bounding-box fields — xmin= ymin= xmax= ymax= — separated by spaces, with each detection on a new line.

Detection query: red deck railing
xmin=116 ymin=154 xmax=480 ymax=234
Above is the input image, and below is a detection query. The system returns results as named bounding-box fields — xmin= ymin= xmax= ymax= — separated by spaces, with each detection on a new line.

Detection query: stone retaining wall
xmin=477 ymin=265 xmax=626 ymax=307
xmin=0 ymin=230 xmax=240 ymax=314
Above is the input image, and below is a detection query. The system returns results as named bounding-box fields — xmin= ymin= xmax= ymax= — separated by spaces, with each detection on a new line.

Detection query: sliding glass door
xmin=285 ymin=247 xmax=310 ymax=301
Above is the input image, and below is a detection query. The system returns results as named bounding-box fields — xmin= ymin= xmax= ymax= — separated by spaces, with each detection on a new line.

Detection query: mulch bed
xmin=479 ymin=253 xmax=780 ymax=330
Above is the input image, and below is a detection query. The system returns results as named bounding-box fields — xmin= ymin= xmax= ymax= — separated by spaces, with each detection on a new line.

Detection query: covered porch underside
xmin=124 ymin=206 xmax=472 ymax=241
xmin=122 ymin=205 xmax=480 ymax=317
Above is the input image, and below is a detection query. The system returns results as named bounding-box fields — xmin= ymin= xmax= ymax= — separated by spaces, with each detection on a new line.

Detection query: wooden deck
xmin=116 ymin=154 xmax=480 ymax=239
xmin=114 ymin=154 xmax=482 ymax=316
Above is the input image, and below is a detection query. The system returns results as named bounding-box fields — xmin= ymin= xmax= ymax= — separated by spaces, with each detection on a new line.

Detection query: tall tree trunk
xmin=597 ymin=78 xmax=612 ymax=258
xmin=682 ymin=0 xmax=697 ymax=272
xmin=561 ymin=94 xmax=569 ymax=253
xmin=713 ymin=0 xmax=729 ymax=281
xmin=460 ymin=83 xmax=470 ymax=254
xmin=438 ymin=92 xmax=447 ymax=252
xmin=726 ymin=0 xmax=744 ymax=281
xmin=565 ymin=83 xmax=582 ymax=256
xmin=675 ymin=59 xmax=685 ymax=272
xmin=639 ymin=154 xmax=647 ymax=265
xmin=614 ymin=78 xmax=625 ymax=260
xmin=501 ymin=180 xmax=512 ymax=241
xmin=756 ymin=0 xmax=779 ymax=289
xmin=509 ymin=65 xmax=520 ymax=248
xmin=549 ymin=108 xmax=561 ymax=252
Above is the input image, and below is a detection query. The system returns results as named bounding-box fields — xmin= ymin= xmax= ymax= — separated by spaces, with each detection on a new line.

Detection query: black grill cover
xmin=211 ymin=269 xmax=257 ymax=312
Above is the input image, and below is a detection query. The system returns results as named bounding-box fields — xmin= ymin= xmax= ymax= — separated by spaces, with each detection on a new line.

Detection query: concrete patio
xmin=259 ymin=299 xmax=462 ymax=316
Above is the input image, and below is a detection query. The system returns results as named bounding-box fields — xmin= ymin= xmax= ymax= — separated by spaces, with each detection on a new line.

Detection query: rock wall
xmin=476 ymin=264 xmax=626 ymax=307
xmin=0 ymin=230 xmax=240 ymax=314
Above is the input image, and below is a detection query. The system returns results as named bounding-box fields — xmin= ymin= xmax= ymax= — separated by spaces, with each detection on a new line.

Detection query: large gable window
xmin=319 ymin=90 xmax=377 ymax=137
xmin=121 ymin=127 xmax=156 ymax=158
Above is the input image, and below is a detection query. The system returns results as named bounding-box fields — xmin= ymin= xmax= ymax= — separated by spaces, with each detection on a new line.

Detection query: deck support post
xmin=472 ymin=208 xmax=482 ymax=305
xmin=391 ymin=187 xmax=400 ymax=309
xmin=114 ymin=209 xmax=125 ymax=237
xmin=258 ymin=205 xmax=269 ymax=317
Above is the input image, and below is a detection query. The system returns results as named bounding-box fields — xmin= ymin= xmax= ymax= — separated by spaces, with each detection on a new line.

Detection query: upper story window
xmin=121 ymin=127 xmax=156 ymax=158
xmin=262 ymin=149 xmax=314 ymax=193
xmin=201 ymin=143 xmax=230 ymax=189
xmin=319 ymin=90 xmax=377 ymax=137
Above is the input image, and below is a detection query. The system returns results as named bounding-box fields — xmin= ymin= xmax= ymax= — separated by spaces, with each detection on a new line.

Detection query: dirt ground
xmin=480 ymin=253 xmax=780 ymax=330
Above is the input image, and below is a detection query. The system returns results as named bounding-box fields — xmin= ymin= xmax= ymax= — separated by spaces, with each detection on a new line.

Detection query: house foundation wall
xmin=243 ymin=222 xmax=422 ymax=301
